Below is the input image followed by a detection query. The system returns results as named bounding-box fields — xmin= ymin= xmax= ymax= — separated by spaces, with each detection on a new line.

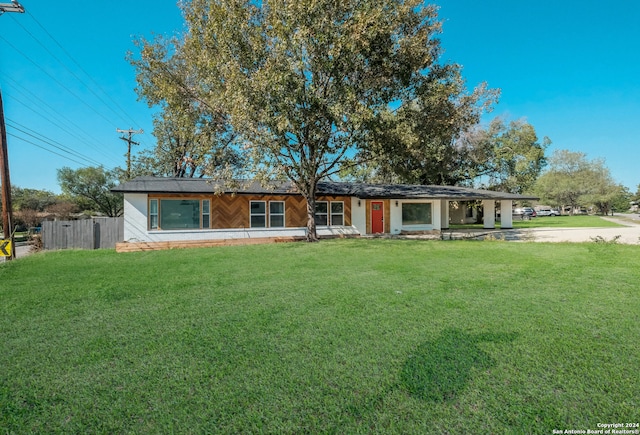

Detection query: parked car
xmin=513 ymin=207 xmax=536 ymax=219
xmin=535 ymin=207 xmax=559 ymax=216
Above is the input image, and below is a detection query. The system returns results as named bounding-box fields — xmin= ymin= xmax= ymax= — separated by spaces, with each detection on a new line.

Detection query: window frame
xmin=269 ymin=201 xmax=285 ymax=228
xmin=330 ymin=201 xmax=344 ymax=226
xmin=315 ymin=201 xmax=329 ymax=226
xmin=149 ymin=199 xmax=158 ymax=230
xmin=250 ymin=200 xmax=267 ymax=228
xmin=202 ymin=199 xmax=211 ymax=229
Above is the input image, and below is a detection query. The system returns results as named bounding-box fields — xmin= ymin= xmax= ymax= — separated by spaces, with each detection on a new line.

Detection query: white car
xmin=535 ymin=207 xmax=559 ymax=216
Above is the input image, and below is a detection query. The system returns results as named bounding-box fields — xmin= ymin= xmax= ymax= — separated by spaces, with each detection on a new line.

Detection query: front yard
xmin=1 ymin=240 xmax=638 ymax=433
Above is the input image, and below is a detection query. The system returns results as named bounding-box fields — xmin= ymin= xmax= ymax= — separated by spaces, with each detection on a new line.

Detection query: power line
xmin=6 ymin=119 xmax=108 ymax=168
xmin=10 ymin=12 xmax=145 ymax=130
xmin=8 ymin=132 xmax=93 ymax=166
xmin=0 ymin=34 xmax=129 ymax=128
xmin=3 ymin=79 xmax=123 ymax=167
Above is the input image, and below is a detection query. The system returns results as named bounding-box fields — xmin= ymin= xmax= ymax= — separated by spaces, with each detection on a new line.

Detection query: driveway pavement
xmin=487 ymin=215 xmax=640 ymax=244
xmin=437 ymin=214 xmax=640 ymax=245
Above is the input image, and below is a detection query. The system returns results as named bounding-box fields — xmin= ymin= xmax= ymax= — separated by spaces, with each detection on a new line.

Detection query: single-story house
xmin=112 ymin=176 xmax=537 ymax=250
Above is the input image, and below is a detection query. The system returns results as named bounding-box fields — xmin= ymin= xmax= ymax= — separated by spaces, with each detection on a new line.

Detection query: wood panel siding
xmin=148 ymin=193 xmax=352 ymax=230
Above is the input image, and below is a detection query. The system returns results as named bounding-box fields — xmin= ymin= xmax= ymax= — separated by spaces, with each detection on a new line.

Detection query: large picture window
xmin=149 ymin=198 xmax=210 ymax=230
xmin=402 ymin=202 xmax=432 ymax=226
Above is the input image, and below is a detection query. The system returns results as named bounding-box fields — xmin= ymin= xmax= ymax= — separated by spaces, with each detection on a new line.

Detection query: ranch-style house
xmin=112 ymin=176 xmax=537 ymax=251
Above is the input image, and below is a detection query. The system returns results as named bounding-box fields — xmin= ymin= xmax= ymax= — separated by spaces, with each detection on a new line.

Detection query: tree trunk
xmin=302 ymin=177 xmax=319 ymax=242
xmin=305 ymin=195 xmax=319 ymax=242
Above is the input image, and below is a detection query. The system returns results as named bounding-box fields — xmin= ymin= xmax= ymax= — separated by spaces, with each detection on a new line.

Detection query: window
xmin=202 ymin=200 xmax=210 ymax=229
xmin=465 ymin=203 xmax=474 ymax=218
xmin=330 ymin=202 xmax=344 ymax=225
xmin=160 ymin=199 xmax=201 ymax=229
xmin=402 ymin=202 xmax=432 ymax=226
xmin=250 ymin=201 xmax=266 ymax=228
xmin=149 ymin=198 xmax=211 ymax=230
xmin=315 ymin=201 xmax=345 ymax=226
xmin=269 ymin=201 xmax=285 ymax=228
xmin=315 ymin=201 xmax=328 ymax=226
xmin=149 ymin=199 xmax=158 ymax=229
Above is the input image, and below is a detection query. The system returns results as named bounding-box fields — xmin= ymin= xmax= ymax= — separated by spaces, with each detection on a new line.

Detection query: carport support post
xmin=482 ymin=200 xmax=496 ymax=229
xmin=440 ymin=200 xmax=449 ymax=230
xmin=500 ymin=200 xmax=513 ymax=229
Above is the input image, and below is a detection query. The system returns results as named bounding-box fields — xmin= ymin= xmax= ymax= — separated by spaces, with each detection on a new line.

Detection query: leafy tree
xmin=129 ymin=33 xmax=243 ymax=180
xmin=11 ymin=186 xmax=58 ymax=211
xmin=132 ymin=0 xmax=483 ymax=241
xmin=358 ymin=66 xmax=498 ymax=185
xmin=471 ymin=118 xmax=549 ymax=193
xmin=534 ymin=150 xmax=620 ymax=214
xmin=57 ymin=167 xmax=124 ymax=217
xmin=354 ymin=116 xmax=547 ymax=194
xmin=607 ymin=185 xmax=632 ymax=215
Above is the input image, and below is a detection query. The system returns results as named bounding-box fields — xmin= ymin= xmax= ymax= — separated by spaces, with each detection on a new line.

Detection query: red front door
xmin=371 ymin=201 xmax=384 ymax=234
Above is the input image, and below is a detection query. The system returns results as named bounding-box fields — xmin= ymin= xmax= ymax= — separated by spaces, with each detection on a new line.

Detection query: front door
xmin=371 ymin=201 xmax=384 ymax=234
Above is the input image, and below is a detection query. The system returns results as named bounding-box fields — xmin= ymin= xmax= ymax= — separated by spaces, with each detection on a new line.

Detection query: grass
xmin=1 ymin=240 xmax=639 ymax=433
xmin=451 ymin=214 xmax=626 ymax=229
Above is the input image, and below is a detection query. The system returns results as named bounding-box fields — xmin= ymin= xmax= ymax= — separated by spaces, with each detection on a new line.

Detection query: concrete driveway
xmin=438 ymin=214 xmax=640 ymax=245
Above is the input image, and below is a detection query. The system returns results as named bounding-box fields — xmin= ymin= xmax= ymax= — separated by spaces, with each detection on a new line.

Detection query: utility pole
xmin=116 ymin=128 xmax=143 ymax=179
xmin=0 ymin=1 xmax=25 ymax=260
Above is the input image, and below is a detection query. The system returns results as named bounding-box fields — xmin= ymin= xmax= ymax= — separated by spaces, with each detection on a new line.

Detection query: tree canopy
xmin=57 ymin=167 xmax=124 ymax=217
xmin=131 ymin=0 xmax=496 ymax=241
xmin=534 ymin=150 xmax=624 ymax=215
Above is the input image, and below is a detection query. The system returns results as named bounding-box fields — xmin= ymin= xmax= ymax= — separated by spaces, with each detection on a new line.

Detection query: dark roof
xmin=112 ymin=176 xmax=538 ymax=201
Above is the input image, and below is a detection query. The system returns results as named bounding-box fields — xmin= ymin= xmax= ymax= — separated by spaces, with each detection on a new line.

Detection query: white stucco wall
xmin=351 ymin=197 xmax=367 ymax=235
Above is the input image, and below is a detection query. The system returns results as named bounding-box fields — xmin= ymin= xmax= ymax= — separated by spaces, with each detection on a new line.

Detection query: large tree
xmin=132 ymin=0 xmax=487 ymax=241
xmin=469 ymin=118 xmax=549 ymax=193
xmin=129 ymin=34 xmax=242 ymax=179
xmin=357 ymin=65 xmax=498 ymax=185
xmin=534 ymin=150 xmax=621 ymax=214
xmin=57 ymin=167 xmax=124 ymax=217
xmin=348 ymin=116 xmax=548 ymax=194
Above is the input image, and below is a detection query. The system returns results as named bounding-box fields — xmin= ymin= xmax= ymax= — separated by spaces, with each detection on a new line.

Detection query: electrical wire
xmin=6 ymin=119 xmax=109 ymax=168
xmin=10 ymin=13 xmax=145 ymax=132
xmin=7 ymin=132 xmax=96 ymax=168
xmin=3 ymin=79 xmax=124 ymax=167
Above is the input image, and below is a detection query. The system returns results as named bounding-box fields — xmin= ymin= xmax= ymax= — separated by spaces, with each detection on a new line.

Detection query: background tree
xmin=358 ymin=65 xmax=498 ymax=185
xmin=57 ymin=167 xmax=124 ymax=217
xmin=534 ymin=150 xmax=621 ymax=214
xmin=133 ymin=0 xmax=496 ymax=241
xmin=10 ymin=187 xmax=60 ymax=230
xmin=470 ymin=118 xmax=549 ymax=193
xmin=352 ymin=115 xmax=547 ymax=194
xmin=11 ymin=186 xmax=58 ymax=212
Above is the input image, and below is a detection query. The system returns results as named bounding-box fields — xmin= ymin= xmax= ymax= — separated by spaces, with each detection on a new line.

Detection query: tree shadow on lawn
xmin=400 ymin=328 xmax=518 ymax=403
xmin=344 ymin=328 xmax=519 ymax=426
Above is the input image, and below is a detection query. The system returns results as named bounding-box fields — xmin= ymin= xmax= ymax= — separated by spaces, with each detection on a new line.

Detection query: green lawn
xmin=451 ymin=214 xmax=626 ymax=229
xmin=1 ymin=240 xmax=639 ymax=433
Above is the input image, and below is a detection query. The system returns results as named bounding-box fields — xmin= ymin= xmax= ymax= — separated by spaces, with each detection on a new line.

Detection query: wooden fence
xmin=42 ymin=217 xmax=124 ymax=250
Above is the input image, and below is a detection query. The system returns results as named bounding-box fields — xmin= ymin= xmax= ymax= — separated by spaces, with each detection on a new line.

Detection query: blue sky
xmin=1 ymin=1 xmax=639 ymax=193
